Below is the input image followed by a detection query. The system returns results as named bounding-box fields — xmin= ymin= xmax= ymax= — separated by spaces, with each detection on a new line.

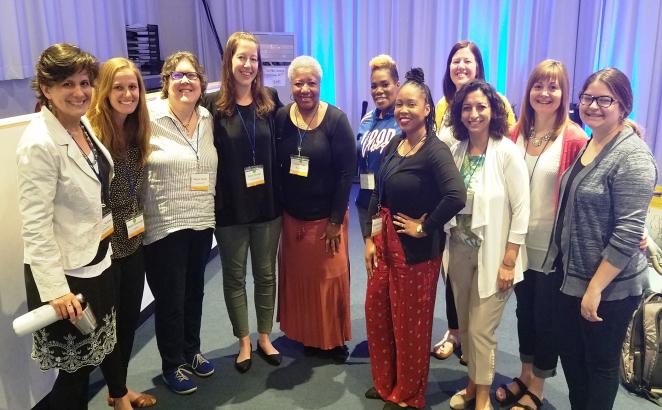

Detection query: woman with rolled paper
xmin=16 ymin=43 xmax=131 ymax=410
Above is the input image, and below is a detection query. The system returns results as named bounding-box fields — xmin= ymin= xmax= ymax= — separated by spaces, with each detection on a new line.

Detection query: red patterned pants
xmin=365 ymin=207 xmax=441 ymax=408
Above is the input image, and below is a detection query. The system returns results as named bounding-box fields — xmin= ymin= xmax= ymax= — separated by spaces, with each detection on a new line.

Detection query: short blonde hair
xmin=288 ymin=55 xmax=322 ymax=82
xmin=369 ymin=54 xmax=399 ymax=82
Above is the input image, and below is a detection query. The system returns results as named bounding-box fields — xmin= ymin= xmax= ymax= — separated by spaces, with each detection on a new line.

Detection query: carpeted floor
xmin=88 ymin=185 xmax=658 ymax=409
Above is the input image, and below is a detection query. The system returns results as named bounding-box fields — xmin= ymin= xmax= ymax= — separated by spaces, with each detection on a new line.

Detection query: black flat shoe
xmin=327 ymin=345 xmax=349 ymax=364
xmin=365 ymin=386 xmax=382 ymax=400
xmin=383 ymin=401 xmax=415 ymax=409
xmin=235 ymin=345 xmax=252 ymax=373
xmin=256 ymin=343 xmax=282 ymax=366
xmin=303 ymin=346 xmax=321 ymax=356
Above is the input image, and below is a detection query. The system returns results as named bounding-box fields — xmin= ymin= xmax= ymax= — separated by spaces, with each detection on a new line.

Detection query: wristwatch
xmin=416 ymin=224 xmax=424 ymax=235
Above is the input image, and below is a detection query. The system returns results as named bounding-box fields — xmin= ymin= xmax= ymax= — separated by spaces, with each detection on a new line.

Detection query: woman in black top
xmin=363 ymin=68 xmax=466 ymax=409
xmin=201 ymin=32 xmax=283 ymax=373
xmin=275 ymin=55 xmax=356 ymax=362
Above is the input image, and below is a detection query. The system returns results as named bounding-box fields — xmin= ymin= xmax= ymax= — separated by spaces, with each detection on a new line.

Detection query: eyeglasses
xmin=579 ymin=93 xmax=617 ymax=108
xmin=170 ymin=71 xmax=199 ymax=81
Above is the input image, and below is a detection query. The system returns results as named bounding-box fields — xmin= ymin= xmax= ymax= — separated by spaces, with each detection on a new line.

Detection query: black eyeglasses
xmin=170 ymin=71 xmax=199 ymax=81
xmin=579 ymin=93 xmax=617 ymax=108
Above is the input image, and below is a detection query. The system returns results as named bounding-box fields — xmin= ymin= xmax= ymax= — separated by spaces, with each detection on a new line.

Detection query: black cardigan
xmin=367 ymin=134 xmax=466 ymax=264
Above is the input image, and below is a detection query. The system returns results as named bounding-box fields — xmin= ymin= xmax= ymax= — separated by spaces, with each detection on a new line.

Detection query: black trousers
xmin=112 ymin=247 xmax=146 ymax=373
xmin=513 ymin=269 xmax=563 ymax=378
xmin=445 ymin=278 xmax=459 ymax=330
xmin=144 ymin=228 xmax=213 ymax=372
xmin=557 ymin=292 xmax=639 ymax=410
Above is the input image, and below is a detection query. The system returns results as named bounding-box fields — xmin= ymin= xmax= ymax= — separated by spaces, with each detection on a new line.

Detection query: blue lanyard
xmin=294 ymin=104 xmax=319 ymax=156
xmin=169 ymin=117 xmax=201 ymax=163
xmin=237 ymin=105 xmax=257 ymax=165
xmin=377 ymin=137 xmax=426 ymax=207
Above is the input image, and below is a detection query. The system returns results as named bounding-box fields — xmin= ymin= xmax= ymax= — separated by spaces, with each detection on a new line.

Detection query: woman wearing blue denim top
xmin=543 ymin=68 xmax=657 ymax=410
xmin=356 ymin=55 xmax=400 ymax=238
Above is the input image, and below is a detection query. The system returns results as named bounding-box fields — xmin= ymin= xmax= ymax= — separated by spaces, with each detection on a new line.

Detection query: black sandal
xmin=494 ymin=377 xmax=527 ymax=407
xmin=511 ymin=390 xmax=543 ymax=410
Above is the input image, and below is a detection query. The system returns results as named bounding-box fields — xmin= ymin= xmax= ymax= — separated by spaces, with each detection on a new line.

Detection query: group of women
xmin=15 ymin=34 xmax=656 ymax=410
xmin=358 ymin=41 xmax=657 ymax=410
xmin=17 ymin=32 xmax=355 ymax=409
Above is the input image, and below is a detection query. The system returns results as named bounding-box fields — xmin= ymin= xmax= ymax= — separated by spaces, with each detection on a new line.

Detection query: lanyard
xmin=377 ymin=136 xmax=426 ymax=207
xmin=70 ymin=124 xmax=107 ymax=205
xmin=294 ymin=103 xmax=320 ymax=156
xmin=237 ymin=105 xmax=257 ymax=165
xmin=169 ymin=117 xmax=201 ymax=163
xmin=524 ymin=135 xmax=552 ymax=184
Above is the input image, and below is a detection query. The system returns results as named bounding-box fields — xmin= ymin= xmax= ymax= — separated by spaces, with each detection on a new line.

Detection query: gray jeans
xmin=215 ymin=216 xmax=282 ymax=338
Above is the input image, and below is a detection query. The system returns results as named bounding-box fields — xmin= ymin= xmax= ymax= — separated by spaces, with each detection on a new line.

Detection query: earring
xmin=290 ymin=94 xmax=294 ymax=101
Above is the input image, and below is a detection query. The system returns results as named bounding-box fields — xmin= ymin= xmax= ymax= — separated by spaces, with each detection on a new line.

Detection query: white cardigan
xmin=16 ymin=107 xmax=114 ymax=301
xmin=443 ymin=136 xmax=530 ymax=298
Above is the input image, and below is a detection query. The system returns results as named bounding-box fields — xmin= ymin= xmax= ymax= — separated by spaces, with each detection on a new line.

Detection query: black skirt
xmin=25 ymin=263 xmax=117 ymax=373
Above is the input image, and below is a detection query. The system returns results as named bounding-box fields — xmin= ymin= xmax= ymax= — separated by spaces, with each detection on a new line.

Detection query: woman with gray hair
xmin=275 ymin=55 xmax=356 ymax=362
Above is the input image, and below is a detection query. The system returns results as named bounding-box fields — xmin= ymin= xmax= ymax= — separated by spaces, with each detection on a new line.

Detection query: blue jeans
xmin=557 ymin=291 xmax=639 ymax=409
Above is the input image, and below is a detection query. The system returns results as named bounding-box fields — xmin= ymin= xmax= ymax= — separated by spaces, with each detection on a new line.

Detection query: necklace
xmin=524 ymin=133 xmax=553 ymax=184
xmin=529 ymin=126 xmax=553 ymax=147
xmin=169 ymin=104 xmax=195 ymax=131
xmin=294 ymin=103 xmax=320 ymax=130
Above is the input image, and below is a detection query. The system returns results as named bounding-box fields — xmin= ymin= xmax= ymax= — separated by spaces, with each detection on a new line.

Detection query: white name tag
xmin=360 ymin=173 xmax=375 ymax=190
xmin=125 ymin=213 xmax=145 ymax=239
xmin=101 ymin=212 xmax=114 ymax=240
xmin=244 ymin=165 xmax=265 ymax=187
xmin=289 ymin=155 xmax=309 ymax=177
xmin=371 ymin=217 xmax=383 ymax=237
xmin=191 ymin=173 xmax=210 ymax=191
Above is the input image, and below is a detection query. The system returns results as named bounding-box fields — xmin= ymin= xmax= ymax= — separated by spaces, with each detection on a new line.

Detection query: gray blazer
xmin=543 ymin=125 xmax=657 ymax=300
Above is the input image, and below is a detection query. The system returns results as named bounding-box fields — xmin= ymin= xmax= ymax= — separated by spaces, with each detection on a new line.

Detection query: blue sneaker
xmin=162 ymin=365 xmax=197 ymax=394
xmin=188 ymin=352 xmax=215 ymax=377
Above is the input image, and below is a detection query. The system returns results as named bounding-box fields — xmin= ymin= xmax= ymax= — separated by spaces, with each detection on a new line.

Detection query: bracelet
xmin=502 ymin=261 xmax=515 ymax=269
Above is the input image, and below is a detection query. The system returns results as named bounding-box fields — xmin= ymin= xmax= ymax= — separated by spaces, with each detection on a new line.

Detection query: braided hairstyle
xmin=401 ymin=67 xmax=436 ymax=138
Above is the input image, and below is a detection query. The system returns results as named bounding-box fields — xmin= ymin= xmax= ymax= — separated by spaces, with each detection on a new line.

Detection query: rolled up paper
xmin=13 ymin=294 xmax=84 ymax=336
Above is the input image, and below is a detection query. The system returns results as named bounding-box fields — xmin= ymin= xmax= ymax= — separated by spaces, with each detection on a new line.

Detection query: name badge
xmin=125 ymin=213 xmax=145 ymax=239
xmin=360 ymin=173 xmax=375 ymax=190
xmin=371 ymin=216 xmax=383 ymax=237
xmin=289 ymin=155 xmax=309 ymax=177
xmin=244 ymin=165 xmax=265 ymax=187
xmin=101 ymin=212 xmax=114 ymax=240
xmin=191 ymin=173 xmax=210 ymax=191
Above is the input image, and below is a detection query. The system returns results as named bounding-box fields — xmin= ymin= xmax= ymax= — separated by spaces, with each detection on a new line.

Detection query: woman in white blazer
xmin=16 ymin=44 xmax=131 ymax=410
xmin=443 ymin=80 xmax=530 ymax=410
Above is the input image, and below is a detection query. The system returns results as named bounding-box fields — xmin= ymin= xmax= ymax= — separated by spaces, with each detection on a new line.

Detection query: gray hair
xmin=287 ymin=55 xmax=323 ymax=82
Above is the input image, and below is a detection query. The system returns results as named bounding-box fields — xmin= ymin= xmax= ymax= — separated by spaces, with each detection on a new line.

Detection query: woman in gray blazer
xmin=16 ymin=44 xmax=130 ymax=410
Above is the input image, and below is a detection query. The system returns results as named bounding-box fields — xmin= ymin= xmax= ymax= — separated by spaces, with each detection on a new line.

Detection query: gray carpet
xmin=88 ymin=185 xmax=657 ymax=409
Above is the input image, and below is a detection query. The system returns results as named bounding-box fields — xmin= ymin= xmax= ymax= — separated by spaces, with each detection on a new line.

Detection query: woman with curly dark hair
xmin=444 ymin=80 xmax=530 ymax=410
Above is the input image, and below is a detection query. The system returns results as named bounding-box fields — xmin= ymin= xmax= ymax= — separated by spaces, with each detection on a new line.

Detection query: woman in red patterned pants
xmin=363 ymin=68 xmax=466 ymax=409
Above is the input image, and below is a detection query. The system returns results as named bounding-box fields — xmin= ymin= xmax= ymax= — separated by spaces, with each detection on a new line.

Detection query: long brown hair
xmin=517 ymin=59 xmax=570 ymax=139
xmin=216 ymin=32 xmax=275 ymax=117
xmin=88 ymin=58 xmax=151 ymax=164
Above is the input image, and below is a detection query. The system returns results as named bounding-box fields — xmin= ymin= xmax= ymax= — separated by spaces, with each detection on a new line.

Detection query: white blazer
xmin=16 ymin=107 xmax=114 ymax=302
xmin=443 ymin=136 xmax=530 ymax=298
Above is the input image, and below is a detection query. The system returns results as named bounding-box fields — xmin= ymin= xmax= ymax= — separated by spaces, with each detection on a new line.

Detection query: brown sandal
xmin=431 ymin=331 xmax=459 ymax=360
xmin=107 ymin=393 xmax=157 ymax=408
